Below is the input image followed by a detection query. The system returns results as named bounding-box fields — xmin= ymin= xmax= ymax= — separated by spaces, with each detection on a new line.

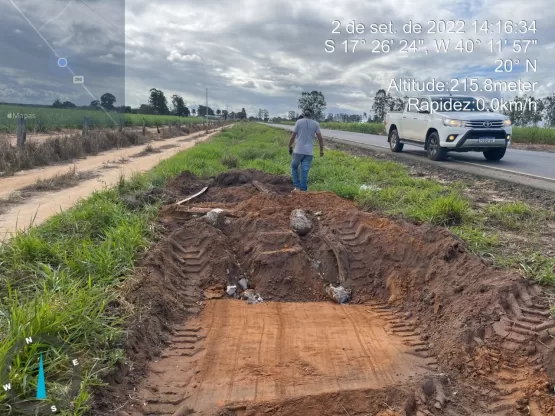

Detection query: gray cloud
xmin=1 ymin=0 xmax=553 ymax=118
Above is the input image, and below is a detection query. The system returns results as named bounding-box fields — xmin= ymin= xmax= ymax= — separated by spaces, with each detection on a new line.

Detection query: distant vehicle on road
xmin=384 ymin=95 xmax=512 ymax=161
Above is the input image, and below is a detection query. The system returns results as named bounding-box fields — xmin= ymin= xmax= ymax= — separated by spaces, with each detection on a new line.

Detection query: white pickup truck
xmin=384 ymin=95 xmax=512 ymax=161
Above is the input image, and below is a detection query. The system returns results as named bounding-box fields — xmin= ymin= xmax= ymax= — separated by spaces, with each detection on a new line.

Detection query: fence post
xmin=82 ymin=116 xmax=89 ymax=136
xmin=142 ymin=118 xmax=146 ymax=135
xmin=118 ymin=118 xmax=123 ymax=132
xmin=16 ymin=117 xmax=26 ymax=148
xmin=156 ymin=123 xmax=160 ymax=134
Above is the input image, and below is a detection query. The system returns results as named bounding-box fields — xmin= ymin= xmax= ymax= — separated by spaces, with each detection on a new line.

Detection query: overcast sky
xmin=1 ymin=0 xmax=554 ymax=117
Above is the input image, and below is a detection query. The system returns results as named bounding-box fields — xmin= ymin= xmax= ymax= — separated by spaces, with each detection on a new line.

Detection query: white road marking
xmin=456 ymin=160 xmax=555 ymax=183
xmin=326 ymin=134 xmax=555 ymax=183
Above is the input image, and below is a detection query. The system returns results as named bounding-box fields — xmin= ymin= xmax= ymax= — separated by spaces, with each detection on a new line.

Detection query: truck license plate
xmin=478 ymin=137 xmax=495 ymax=143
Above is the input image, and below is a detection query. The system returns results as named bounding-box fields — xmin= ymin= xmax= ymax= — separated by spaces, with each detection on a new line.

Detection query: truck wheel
xmin=389 ymin=128 xmax=404 ymax=152
xmin=427 ymin=132 xmax=447 ymax=161
xmin=483 ymin=147 xmax=506 ymax=161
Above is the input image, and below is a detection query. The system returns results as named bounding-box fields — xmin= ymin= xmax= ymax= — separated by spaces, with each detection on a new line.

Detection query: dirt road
xmin=0 ymin=129 xmax=223 ymax=239
xmin=97 ymin=170 xmax=554 ymax=416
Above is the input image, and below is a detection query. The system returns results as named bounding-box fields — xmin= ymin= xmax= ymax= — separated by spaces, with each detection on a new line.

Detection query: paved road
xmin=268 ymin=123 xmax=555 ymax=192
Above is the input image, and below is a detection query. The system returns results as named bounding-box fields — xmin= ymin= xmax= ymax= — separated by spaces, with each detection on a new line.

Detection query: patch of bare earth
xmin=94 ymin=169 xmax=555 ymax=416
xmin=0 ymin=167 xmax=98 ymax=214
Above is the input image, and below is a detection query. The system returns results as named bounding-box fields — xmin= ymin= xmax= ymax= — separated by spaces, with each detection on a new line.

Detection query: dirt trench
xmin=96 ymin=169 xmax=555 ymax=416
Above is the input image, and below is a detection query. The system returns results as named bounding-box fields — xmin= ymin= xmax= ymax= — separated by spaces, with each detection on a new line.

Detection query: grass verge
xmin=0 ymin=183 xmax=158 ymax=414
xmin=275 ymin=120 xmax=385 ymax=135
xmin=512 ymin=126 xmax=555 ymax=145
xmin=0 ymin=123 xmax=552 ymax=415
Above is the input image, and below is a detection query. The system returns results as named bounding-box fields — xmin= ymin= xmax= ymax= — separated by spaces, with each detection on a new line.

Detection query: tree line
xmin=368 ymin=89 xmax=555 ymax=127
xmin=275 ymin=88 xmax=555 ymax=128
xmin=49 ymin=89 xmax=251 ymax=120
xmin=52 ymin=86 xmax=554 ymax=127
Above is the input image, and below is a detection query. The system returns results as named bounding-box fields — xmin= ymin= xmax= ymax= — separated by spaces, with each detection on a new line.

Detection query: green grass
xmin=451 ymin=225 xmax=500 ymax=254
xmin=0 ymin=104 xmax=206 ymax=133
xmin=275 ymin=120 xmax=385 ymax=135
xmin=319 ymin=121 xmax=385 ymax=135
xmin=0 ymin=122 xmax=553 ymax=415
xmin=484 ymin=201 xmax=535 ymax=230
xmin=276 ymin=120 xmax=555 ymax=145
xmin=512 ymin=126 xmax=555 ymax=144
xmin=0 ymin=186 xmax=157 ymax=414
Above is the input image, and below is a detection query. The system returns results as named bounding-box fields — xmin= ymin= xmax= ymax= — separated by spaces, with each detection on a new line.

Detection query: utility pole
xmin=205 ymin=88 xmax=208 ymax=125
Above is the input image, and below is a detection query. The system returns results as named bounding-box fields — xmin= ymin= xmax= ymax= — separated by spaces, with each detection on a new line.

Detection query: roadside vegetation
xmin=512 ymin=126 xmax=555 ymax=144
xmin=0 ymin=123 xmax=553 ymax=415
xmin=276 ymin=120 xmax=385 ymax=135
xmin=0 ymin=122 xmax=225 ymax=176
xmin=275 ymin=120 xmax=555 ymax=144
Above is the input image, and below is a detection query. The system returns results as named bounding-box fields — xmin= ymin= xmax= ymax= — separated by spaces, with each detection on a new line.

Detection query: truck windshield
xmin=431 ymin=98 xmax=486 ymax=112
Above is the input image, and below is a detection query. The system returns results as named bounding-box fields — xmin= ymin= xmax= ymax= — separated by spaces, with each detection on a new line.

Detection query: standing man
xmin=288 ymin=109 xmax=324 ymax=191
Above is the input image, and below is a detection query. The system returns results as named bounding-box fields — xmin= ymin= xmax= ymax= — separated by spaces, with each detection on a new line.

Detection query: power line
xmin=9 ymin=0 xmax=59 ymax=58
xmin=76 ymin=0 xmax=146 ymax=50
xmin=39 ymin=0 xmax=74 ymax=31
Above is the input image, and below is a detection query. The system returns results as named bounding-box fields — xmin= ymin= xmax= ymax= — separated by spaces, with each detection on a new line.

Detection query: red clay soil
xmin=93 ymin=169 xmax=555 ymax=416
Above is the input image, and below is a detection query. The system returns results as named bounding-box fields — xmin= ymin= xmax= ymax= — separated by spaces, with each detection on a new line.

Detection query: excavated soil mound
xmin=95 ymin=170 xmax=555 ymax=416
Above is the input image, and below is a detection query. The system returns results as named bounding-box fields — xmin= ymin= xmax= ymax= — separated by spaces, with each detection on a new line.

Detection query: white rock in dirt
xmin=290 ymin=209 xmax=312 ymax=236
xmin=238 ymin=278 xmax=249 ymax=290
xmin=325 ymin=285 xmax=352 ymax=304
xmin=206 ymin=208 xmax=225 ymax=228
xmin=241 ymin=289 xmax=263 ymax=304
xmin=226 ymin=285 xmax=237 ymax=296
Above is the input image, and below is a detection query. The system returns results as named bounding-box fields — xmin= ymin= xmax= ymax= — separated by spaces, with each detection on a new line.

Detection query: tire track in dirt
xmin=133 ymin=301 xmax=432 ymax=415
xmin=134 ymin=227 xmax=222 ymax=415
xmin=320 ymin=316 xmax=343 ymax=394
xmin=252 ymin=317 xmax=265 ymax=402
xmin=331 ymin=211 xmax=553 ymax=415
xmin=274 ymin=303 xmax=286 ymax=400
xmin=103 ymin=170 xmax=555 ymax=416
xmin=224 ymin=302 xmax=247 ymax=404
xmin=470 ymin=284 xmax=554 ymax=416
xmin=340 ymin=305 xmax=386 ymax=386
